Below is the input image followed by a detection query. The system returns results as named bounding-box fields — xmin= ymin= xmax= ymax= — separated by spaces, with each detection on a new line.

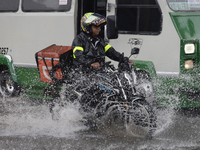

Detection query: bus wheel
xmin=0 ymin=71 xmax=20 ymax=98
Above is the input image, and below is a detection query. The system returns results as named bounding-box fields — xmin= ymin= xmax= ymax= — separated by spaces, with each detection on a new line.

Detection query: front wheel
xmin=0 ymin=71 xmax=20 ymax=97
xmin=125 ymin=99 xmax=157 ymax=138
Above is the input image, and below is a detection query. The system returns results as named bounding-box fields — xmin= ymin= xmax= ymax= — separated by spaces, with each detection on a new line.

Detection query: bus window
xmin=167 ymin=0 xmax=200 ymax=11
xmin=116 ymin=0 xmax=162 ymax=35
xmin=0 ymin=0 xmax=19 ymax=12
xmin=22 ymin=0 xmax=72 ymax=12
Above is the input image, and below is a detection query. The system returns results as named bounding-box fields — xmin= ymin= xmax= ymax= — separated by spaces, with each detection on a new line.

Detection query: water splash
xmin=0 ymin=97 xmax=86 ymax=137
xmin=154 ymin=107 xmax=175 ymax=136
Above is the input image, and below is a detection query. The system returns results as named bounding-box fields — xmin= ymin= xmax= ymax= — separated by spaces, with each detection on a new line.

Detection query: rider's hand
xmin=91 ymin=62 xmax=100 ymax=69
xmin=129 ymin=60 xmax=135 ymax=66
xmin=123 ymin=56 xmax=136 ymax=66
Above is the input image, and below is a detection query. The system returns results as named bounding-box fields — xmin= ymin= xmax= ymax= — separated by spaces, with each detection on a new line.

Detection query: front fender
xmin=132 ymin=60 xmax=157 ymax=80
xmin=0 ymin=54 xmax=18 ymax=82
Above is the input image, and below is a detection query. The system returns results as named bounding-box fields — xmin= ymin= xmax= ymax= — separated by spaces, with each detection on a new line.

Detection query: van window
xmin=0 ymin=0 xmax=19 ymax=12
xmin=22 ymin=0 xmax=72 ymax=12
xmin=118 ymin=0 xmax=156 ymax=5
xmin=117 ymin=0 xmax=162 ymax=35
xmin=167 ymin=0 xmax=200 ymax=11
xmin=77 ymin=0 xmax=107 ymax=37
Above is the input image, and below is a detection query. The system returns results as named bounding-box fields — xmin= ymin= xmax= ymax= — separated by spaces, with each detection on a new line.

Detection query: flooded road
xmin=0 ymin=96 xmax=200 ymax=150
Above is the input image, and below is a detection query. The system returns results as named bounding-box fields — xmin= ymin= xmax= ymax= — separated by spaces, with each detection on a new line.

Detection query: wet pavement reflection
xmin=0 ymin=97 xmax=200 ymax=150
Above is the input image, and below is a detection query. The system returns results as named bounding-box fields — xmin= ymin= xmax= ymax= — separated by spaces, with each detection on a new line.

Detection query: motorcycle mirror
xmin=129 ymin=47 xmax=140 ymax=58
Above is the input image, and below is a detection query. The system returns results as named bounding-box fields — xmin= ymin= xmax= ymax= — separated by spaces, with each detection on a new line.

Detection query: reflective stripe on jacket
xmin=72 ymin=32 xmax=122 ymax=68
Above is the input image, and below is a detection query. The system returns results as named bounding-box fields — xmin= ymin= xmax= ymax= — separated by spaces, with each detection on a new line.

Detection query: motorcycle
xmin=49 ymin=43 xmax=157 ymax=138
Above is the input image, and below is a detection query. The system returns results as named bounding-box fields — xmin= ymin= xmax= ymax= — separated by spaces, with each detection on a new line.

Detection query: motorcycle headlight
xmin=135 ymin=80 xmax=153 ymax=98
xmin=184 ymin=44 xmax=195 ymax=54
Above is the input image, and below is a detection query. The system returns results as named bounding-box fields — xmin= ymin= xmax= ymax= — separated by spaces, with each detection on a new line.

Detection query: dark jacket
xmin=72 ymin=32 xmax=124 ymax=68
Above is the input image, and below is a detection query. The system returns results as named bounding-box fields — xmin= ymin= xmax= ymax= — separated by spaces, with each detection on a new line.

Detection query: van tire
xmin=0 ymin=71 xmax=20 ymax=98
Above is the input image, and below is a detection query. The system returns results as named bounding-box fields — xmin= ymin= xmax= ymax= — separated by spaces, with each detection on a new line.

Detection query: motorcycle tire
xmin=126 ymin=99 xmax=157 ymax=138
xmin=104 ymin=104 xmax=125 ymax=126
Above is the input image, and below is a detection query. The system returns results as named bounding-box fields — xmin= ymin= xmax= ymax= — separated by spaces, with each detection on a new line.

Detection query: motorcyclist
xmin=72 ymin=12 xmax=135 ymax=70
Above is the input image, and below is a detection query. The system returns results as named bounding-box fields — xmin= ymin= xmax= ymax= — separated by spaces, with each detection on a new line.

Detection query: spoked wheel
xmin=104 ymin=104 xmax=125 ymax=127
xmin=125 ymin=99 xmax=157 ymax=138
xmin=0 ymin=72 xmax=20 ymax=98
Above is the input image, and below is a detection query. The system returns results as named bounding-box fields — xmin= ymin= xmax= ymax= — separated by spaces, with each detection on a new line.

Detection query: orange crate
xmin=36 ymin=45 xmax=71 ymax=83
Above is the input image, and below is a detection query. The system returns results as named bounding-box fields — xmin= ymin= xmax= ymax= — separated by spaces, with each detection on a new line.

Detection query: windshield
xmin=167 ymin=0 xmax=200 ymax=11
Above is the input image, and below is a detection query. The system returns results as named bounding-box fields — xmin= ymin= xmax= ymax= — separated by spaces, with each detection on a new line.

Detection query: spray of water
xmin=0 ymin=96 xmax=87 ymax=137
xmin=0 ymin=76 xmax=183 ymax=139
xmin=152 ymin=77 xmax=181 ymax=136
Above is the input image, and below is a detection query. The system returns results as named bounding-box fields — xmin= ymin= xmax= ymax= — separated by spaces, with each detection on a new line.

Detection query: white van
xmin=0 ymin=0 xmax=200 ymax=108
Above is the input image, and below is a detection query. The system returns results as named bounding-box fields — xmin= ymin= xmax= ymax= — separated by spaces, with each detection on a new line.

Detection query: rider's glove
xmin=123 ymin=57 xmax=129 ymax=63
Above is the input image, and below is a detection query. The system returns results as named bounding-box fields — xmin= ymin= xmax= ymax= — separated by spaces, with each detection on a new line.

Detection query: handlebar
xmin=118 ymin=62 xmax=133 ymax=71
